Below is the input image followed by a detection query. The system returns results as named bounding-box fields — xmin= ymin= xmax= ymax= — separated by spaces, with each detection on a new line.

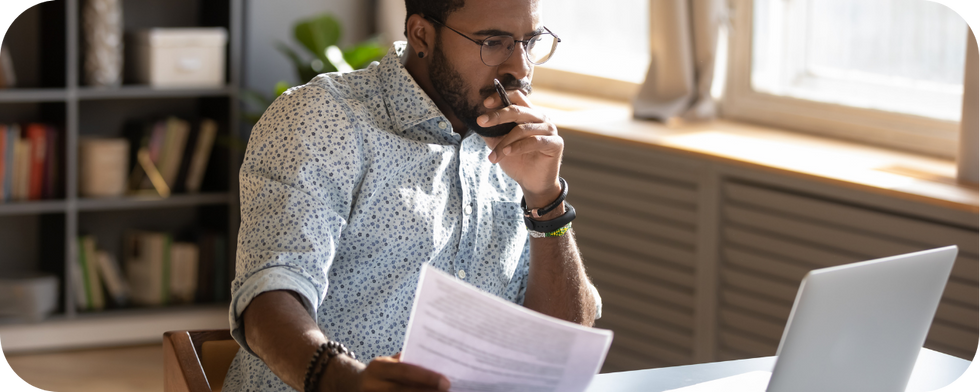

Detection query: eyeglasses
xmin=426 ymin=16 xmax=561 ymax=67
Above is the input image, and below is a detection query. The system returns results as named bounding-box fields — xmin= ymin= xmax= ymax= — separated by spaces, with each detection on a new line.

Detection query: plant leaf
xmin=343 ymin=39 xmax=387 ymax=69
xmin=294 ymin=14 xmax=341 ymax=63
xmin=274 ymin=81 xmax=292 ymax=98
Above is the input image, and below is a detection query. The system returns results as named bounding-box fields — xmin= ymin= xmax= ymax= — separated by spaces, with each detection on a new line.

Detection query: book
xmin=43 ymin=125 xmax=59 ymax=199
xmin=70 ymin=242 xmax=88 ymax=311
xmin=4 ymin=124 xmax=17 ymax=201
xmin=160 ymin=117 xmax=190 ymax=189
xmin=185 ymin=118 xmax=217 ymax=193
xmin=169 ymin=242 xmax=199 ymax=304
xmin=96 ymin=250 xmax=129 ymax=306
xmin=14 ymin=137 xmax=30 ymax=201
xmin=77 ymin=236 xmax=105 ymax=311
xmin=125 ymin=231 xmax=171 ymax=306
xmin=25 ymin=124 xmax=47 ymax=200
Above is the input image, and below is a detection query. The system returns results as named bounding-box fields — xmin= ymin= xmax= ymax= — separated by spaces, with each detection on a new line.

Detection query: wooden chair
xmin=163 ymin=329 xmax=240 ymax=392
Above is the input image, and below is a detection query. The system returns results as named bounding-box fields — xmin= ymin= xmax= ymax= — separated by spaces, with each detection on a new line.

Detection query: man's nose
xmin=497 ymin=42 xmax=532 ymax=81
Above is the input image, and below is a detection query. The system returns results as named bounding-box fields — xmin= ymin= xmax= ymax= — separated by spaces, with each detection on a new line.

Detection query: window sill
xmin=532 ymin=88 xmax=979 ymax=213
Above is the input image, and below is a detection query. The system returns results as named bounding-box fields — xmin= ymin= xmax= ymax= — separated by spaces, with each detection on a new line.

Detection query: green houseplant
xmin=243 ymin=14 xmax=387 ymax=124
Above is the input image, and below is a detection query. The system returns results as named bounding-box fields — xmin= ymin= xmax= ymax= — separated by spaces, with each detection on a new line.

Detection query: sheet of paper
xmin=664 ymin=371 xmax=772 ymax=392
xmin=401 ymin=264 xmax=613 ymax=392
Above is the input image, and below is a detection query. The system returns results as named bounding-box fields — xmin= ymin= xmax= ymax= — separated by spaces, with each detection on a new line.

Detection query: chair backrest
xmin=164 ymin=329 xmax=239 ymax=392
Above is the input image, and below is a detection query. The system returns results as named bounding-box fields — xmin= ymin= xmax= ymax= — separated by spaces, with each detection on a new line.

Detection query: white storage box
xmin=0 ymin=272 xmax=58 ymax=322
xmin=129 ymin=28 xmax=228 ymax=87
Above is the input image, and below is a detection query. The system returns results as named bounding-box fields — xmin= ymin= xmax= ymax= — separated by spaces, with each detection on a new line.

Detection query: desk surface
xmin=586 ymin=348 xmax=971 ymax=392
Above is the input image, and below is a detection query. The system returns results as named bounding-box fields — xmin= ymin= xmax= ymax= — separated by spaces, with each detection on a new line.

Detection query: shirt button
xmin=457 ymin=269 xmax=466 ymax=279
xmin=463 ymin=205 xmax=473 ymax=215
xmin=438 ymin=121 xmax=448 ymax=129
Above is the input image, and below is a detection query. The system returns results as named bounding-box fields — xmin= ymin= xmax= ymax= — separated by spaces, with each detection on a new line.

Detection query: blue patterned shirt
xmin=223 ymin=42 xmax=533 ymax=391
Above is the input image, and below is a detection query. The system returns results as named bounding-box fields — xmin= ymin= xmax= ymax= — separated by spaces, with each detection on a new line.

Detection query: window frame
xmin=721 ymin=0 xmax=962 ymax=159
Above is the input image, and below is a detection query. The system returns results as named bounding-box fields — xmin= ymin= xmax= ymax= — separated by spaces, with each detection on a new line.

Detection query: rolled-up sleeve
xmin=228 ymin=82 xmax=363 ymax=354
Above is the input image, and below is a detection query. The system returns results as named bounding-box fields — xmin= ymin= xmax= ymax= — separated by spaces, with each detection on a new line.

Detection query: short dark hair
xmin=404 ymin=0 xmax=466 ymax=34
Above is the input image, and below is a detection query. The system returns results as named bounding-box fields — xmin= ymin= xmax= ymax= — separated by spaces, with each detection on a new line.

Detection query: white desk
xmin=586 ymin=348 xmax=971 ymax=392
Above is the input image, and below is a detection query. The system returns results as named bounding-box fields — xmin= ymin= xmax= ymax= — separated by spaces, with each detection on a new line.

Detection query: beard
xmin=428 ymin=44 xmax=531 ymax=138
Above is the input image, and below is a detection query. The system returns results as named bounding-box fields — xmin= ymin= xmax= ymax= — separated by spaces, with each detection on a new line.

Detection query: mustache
xmin=480 ymin=76 xmax=532 ymax=97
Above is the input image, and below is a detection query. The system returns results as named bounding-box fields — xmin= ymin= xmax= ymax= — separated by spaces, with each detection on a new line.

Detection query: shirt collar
xmin=378 ymin=42 xmax=451 ymax=134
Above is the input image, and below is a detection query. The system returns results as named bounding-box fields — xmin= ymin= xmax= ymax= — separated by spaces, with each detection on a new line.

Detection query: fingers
xmin=478 ymin=90 xmax=544 ymax=128
xmin=360 ymin=356 xmax=450 ymax=392
xmin=487 ymin=122 xmax=560 ymax=164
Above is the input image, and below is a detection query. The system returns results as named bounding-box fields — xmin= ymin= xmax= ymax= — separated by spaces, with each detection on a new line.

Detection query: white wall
xmin=244 ymin=0 xmax=374 ymax=94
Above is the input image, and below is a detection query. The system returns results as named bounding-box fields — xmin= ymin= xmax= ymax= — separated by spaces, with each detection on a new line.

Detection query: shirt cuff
xmin=229 ymin=266 xmax=321 ymax=356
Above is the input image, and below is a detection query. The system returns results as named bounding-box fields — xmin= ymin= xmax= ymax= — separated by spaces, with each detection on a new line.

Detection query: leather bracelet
xmin=524 ymin=202 xmax=576 ymax=234
xmin=521 ymin=177 xmax=568 ymax=219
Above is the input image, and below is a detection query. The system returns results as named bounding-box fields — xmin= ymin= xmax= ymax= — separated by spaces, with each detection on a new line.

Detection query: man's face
xmin=427 ymin=0 xmax=541 ymax=138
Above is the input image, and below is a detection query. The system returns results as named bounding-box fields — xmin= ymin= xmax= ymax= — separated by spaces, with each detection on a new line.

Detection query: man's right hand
xmin=325 ymin=352 xmax=451 ymax=392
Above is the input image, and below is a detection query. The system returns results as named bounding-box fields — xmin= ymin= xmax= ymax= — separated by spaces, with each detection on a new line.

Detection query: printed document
xmin=401 ymin=264 xmax=613 ymax=392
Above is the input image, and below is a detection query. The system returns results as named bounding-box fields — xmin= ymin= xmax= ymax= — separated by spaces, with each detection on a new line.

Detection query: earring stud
xmin=418 ymin=51 xmax=425 ymax=58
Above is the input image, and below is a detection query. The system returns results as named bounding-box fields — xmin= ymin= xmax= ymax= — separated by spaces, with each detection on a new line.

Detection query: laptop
xmin=670 ymin=246 xmax=958 ymax=392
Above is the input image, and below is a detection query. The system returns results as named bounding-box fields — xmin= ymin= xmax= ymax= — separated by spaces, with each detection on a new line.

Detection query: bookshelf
xmin=0 ymin=0 xmax=242 ymax=352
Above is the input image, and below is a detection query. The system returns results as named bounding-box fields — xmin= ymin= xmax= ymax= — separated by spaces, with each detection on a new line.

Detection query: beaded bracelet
xmin=304 ymin=341 xmax=356 ymax=392
xmin=528 ymin=222 xmax=572 ymax=238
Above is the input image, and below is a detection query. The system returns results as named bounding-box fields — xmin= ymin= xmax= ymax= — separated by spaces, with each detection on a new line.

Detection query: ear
xmin=406 ymin=14 xmax=436 ymax=58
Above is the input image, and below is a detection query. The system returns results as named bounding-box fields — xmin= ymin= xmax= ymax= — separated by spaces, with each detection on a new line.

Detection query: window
xmin=533 ymin=0 xmax=649 ymax=99
xmin=725 ymin=0 xmax=969 ymax=158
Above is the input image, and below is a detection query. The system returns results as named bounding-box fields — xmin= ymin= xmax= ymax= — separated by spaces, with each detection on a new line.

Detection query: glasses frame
xmin=425 ymin=16 xmax=561 ymax=67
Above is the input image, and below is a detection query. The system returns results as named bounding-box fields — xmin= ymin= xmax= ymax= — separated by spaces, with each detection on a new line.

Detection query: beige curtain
xmin=633 ymin=0 xmax=726 ymax=121
xmin=376 ymin=0 xmax=406 ymax=47
xmin=958 ymin=27 xmax=978 ymax=184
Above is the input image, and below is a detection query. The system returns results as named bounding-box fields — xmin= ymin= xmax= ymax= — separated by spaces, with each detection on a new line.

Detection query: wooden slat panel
xmin=926 ymin=321 xmax=979 ymax=354
xmin=944 ymin=280 xmax=980 ymax=307
xmin=595 ymin=288 xmax=694 ymax=330
xmin=563 ymin=134 xmax=702 ymax=184
xmin=564 ymin=165 xmax=699 ymax=206
xmin=576 ymin=226 xmax=696 ymax=267
xmin=935 ymin=302 xmax=979 ymax=329
xmin=725 ymin=205 xmax=923 ymax=259
xmin=952 ymin=256 xmax=979 ymax=283
xmin=722 ymin=267 xmax=799 ymax=301
xmin=720 ymin=309 xmax=785 ymax=342
xmin=721 ymin=290 xmax=793 ymax=321
xmin=589 ymin=267 xmax=694 ymax=309
xmin=725 ymin=182 xmax=979 ymax=255
xmin=601 ymin=345 xmax=668 ymax=373
xmin=611 ymin=330 xmax=693 ymax=365
xmin=719 ymin=331 xmax=777 ymax=357
xmin=577 ymin=213 xmax=696 ymax=247
xmin=924 ymin=342 xmax=975 ymax=362
xmin=572 ymin=189 xmax=697 ymax=227
xmin=724 ymin=228 xmax=856 ymax=269
xmin=724 ymin=247 xmax=810 ymax=283
xmin=597 ymin=304 xmax=693 ymax=349
xmin=720 ymin=181 xmax=978 ymax=361
xmin=582 ymin=245 xmax=695 ymax=289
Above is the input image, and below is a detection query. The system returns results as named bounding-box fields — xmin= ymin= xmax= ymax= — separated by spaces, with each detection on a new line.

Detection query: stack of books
xmin=0 ymin=123 xmax=60 ymax=202
xmin=72 ymin=231 xmax=229 ymax=311
xmin=126 ymin=117 xmax=218 ymax=195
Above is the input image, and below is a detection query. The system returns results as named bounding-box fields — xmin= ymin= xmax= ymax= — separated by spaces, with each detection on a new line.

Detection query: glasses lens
xmin=481 ymin=36 xmax=516 ymax=66
xmin=526 ymin=34 xmax=557 ymax=65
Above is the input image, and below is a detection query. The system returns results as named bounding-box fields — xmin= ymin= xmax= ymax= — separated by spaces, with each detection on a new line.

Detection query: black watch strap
xmin=524 ymin=202 xmax=576 ymax=233
xmin=521 ymin=177 xmax=568 ymax=219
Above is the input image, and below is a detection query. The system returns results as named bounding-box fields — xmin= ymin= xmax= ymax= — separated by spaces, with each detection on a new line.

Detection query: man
xmin=224 ymin=1 xmax=600 ymax=391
